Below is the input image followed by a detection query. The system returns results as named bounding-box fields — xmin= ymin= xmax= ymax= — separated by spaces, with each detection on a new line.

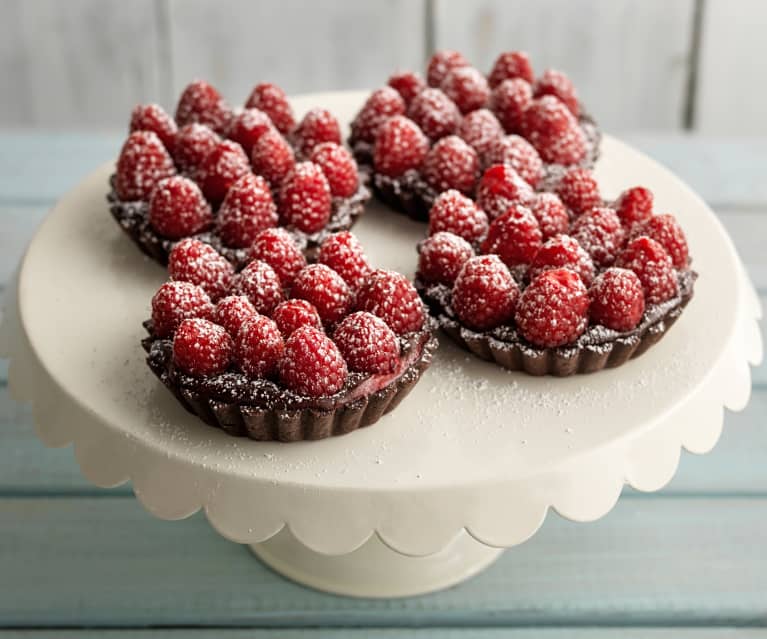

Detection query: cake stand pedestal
xmin=250 ymin=529 xmax=503 ymax=598
xmin=0 ymin=92 xmax=762 ymax=598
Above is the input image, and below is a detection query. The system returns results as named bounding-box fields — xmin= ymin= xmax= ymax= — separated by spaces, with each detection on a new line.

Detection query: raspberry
xmin=148 ymin=175 xmax=212 ymax=239
xmin=418 ymin=231 xmax=474 ymax=285
xmin=484 ymin=135 xmax=543 ymax=187
xmin=294 ymin=108 xmax=341 ymax=156
xmin=310 ymin=142 xmax=359 ymax=198
xmin=534 ymin=69 xmax=580 ymax=117
xmin=571 ymin=207 xmax=625 ymax=267
xmin=481 ymin=204 xmax=543 ymax=267
xmin=197 ymin=139 xmax=251 ymax=205
xmin=318 ymin=231 xmax=372 ymax=291
xmin=422 ymin=135 xmax=479 ymax=195
xmin=175 ymin=80 xmax=231 ymax=135
xmin=213 ymin=295 xmax=257 ymax=338
xmin=235 ymin=315 xmax=284 ymax=378
xmin=334 ymin=312 xmax=400 ymax=375
xmin=489 ymin=78 xmax=533 ymax=133
xmin=173 ymin=123 xmax=221 ymax=175
xmin=168 ymin=238 xmax=235 ymax=301
xmin=245 ymin=82 xmax=295 ymax=134
xmin=351 ymin=87 xmax=406 ymax=144
xmin=373 ymin=115 xmax=429 ymax=178
xmin=227 ymin=108 xmax=275 ymax=157
xmin=589 ymin=268 xmax=645 ymax=332
xmin=251 ymin=129 xmax=295 ymax=187
xmin=129 ymin=103 xmax=177 ymax=152
xmin=457 ymin=108 xmax=504 ymax=160
xmin=387 ymin=71 xmax=425 ymax=106
xmin=530 ymin=193 xmax=569 ymax=240
xmin=217 ymin=173 xmax=277 ymax=248
xmin=407 ymin=88 xmax=461 ymax=141
xmin=475 ymin=164 xmax=535 ymax=220
xmin=427 ymin=49 xmax=470 ymax=87
xmin=278 ymin=161 xmax=332 ymax=234
xmin=556 ymin=167 xmax=600 ymax=215
xmin=527 ymin=234 xmax=595 ymax=286
xmin=452 ymin=255 xmax=519 ymax=330
xmin=233 ymin=259 xmax=284 ymax=315
xmin=151 ymin=281 xmax=213 ymax=339
xmin=428 ymin=190 xmax=489 ymax=243
xmin=272 ymin=299 xmax=323 ymax=337
xmin=488 ymin=51 xmax=535 ymax=87
xmin=355 ymin=269 xmax=425 ymax=335
xmin=115 ymin=131 xmax=175 ymax=201
xmin=633 ymin=214 xmax=689 ymax=269
xmin=614 ymin=186 xmax=654 ymax=228
xmin=173 ymin=318 xmax=233 ymax=376
xmin=440 ymin=66 xmax=490 ymax=114
xmin=249 ymin=228 xmax=307 ymax=288
xmin=515 ymin=269 xmax=589 ymax=347
xmin=291 ymin=264 xmax=352 ymax=325
xmin=279 ymin=326 xmax=348 ymax=397
xmin=520 ymin=96 xmax=586 ymax=165
xmin=616 ymin=237 xmax=678 ymax=305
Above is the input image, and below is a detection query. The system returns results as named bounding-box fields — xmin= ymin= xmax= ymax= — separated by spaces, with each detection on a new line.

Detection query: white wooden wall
xmin=1 ymin=0 xmax=764 ymax=134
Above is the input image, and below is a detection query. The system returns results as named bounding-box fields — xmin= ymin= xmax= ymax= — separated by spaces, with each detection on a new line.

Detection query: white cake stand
xmin=1 ymin=92 xmax=762 ymax=598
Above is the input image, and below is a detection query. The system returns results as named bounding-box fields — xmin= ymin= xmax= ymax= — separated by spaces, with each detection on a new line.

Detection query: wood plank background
xmin=2 ymin=0 xmax=765 ymax=133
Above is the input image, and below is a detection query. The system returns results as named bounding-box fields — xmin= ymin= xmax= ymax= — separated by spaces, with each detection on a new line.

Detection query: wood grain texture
xmin=0 ymin=0 xmax=165 ymax=128
xmin=166 ymin=0 xmax=427 ymax=103
xmin=0 ymin=496 xmax=765 ymax=627
xmin=623 ymin=134 xmax=767 ymax=209
xmin=696 ymin=0 xmax=767 ymax=134
xmin=432 ymin=0 xmax=695 ymax=131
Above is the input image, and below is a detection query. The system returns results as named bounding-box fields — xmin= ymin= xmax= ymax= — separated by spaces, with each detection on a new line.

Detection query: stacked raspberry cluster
xmin=349 ymin=50 xmax=600 ymax=219
xmin=145 ymin=229 xmax=434 ymax=439
xmin=111 ymin=80 xmax=368 ymax=265
xmin=416 ymin=166 xmax=694 ymax=373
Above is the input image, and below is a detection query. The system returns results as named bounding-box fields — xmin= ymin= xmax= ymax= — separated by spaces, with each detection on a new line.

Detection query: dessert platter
xmin=0 ymin=51 xmax=762 ymax=598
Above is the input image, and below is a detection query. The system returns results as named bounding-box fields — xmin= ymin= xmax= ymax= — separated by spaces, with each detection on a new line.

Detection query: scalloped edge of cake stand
xmin=1 ymin=255 xmax=761 ymax=597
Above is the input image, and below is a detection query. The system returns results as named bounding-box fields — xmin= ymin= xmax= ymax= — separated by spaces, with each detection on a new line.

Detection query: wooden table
xmin=0 ymin=133 xmax=765 ymax=637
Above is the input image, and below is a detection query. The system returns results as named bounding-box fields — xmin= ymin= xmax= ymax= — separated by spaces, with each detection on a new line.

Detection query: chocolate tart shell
xmin=351 ymin=112 xmax=602 ymax=223
xmin=143 ymin=328 xmax=438 ymax=442
xmin=108 ymin=177 xmax=370 ymax=268
xmin=417 ymin=270 xmax=696 ymax=377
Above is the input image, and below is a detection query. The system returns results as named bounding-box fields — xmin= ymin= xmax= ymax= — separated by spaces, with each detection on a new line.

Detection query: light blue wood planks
xmin=0 ymin=496 xmax=766 ymax=627
xmin=167 ymin=0 xmax=427 ymax=100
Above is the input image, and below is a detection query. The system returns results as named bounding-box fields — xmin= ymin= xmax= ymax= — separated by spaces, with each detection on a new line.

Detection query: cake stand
xmin=0 ymin=92 xmax=762 ymax=598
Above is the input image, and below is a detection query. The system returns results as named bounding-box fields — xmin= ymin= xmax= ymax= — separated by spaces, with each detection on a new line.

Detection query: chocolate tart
xmin=417 ymin=269 xmax=696 ymax=376
xmin=108 ymin=177 xmax=370 ymax=268
xmin=351 ymin=112 xmax=601 ymax=223
xmin=143 ymin=323 xmax=437 ymax=441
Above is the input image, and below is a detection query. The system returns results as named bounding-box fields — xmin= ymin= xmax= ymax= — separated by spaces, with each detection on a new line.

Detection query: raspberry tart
xmin=415 ymin=169 xmax=696 ymax=375
xmin=110 ymin=80 xmax=370 ymax=267
xmin=349 ymin=50 xmax=600 ymax=221
xmin=143 ymin=232 xmax=437 ymax=441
